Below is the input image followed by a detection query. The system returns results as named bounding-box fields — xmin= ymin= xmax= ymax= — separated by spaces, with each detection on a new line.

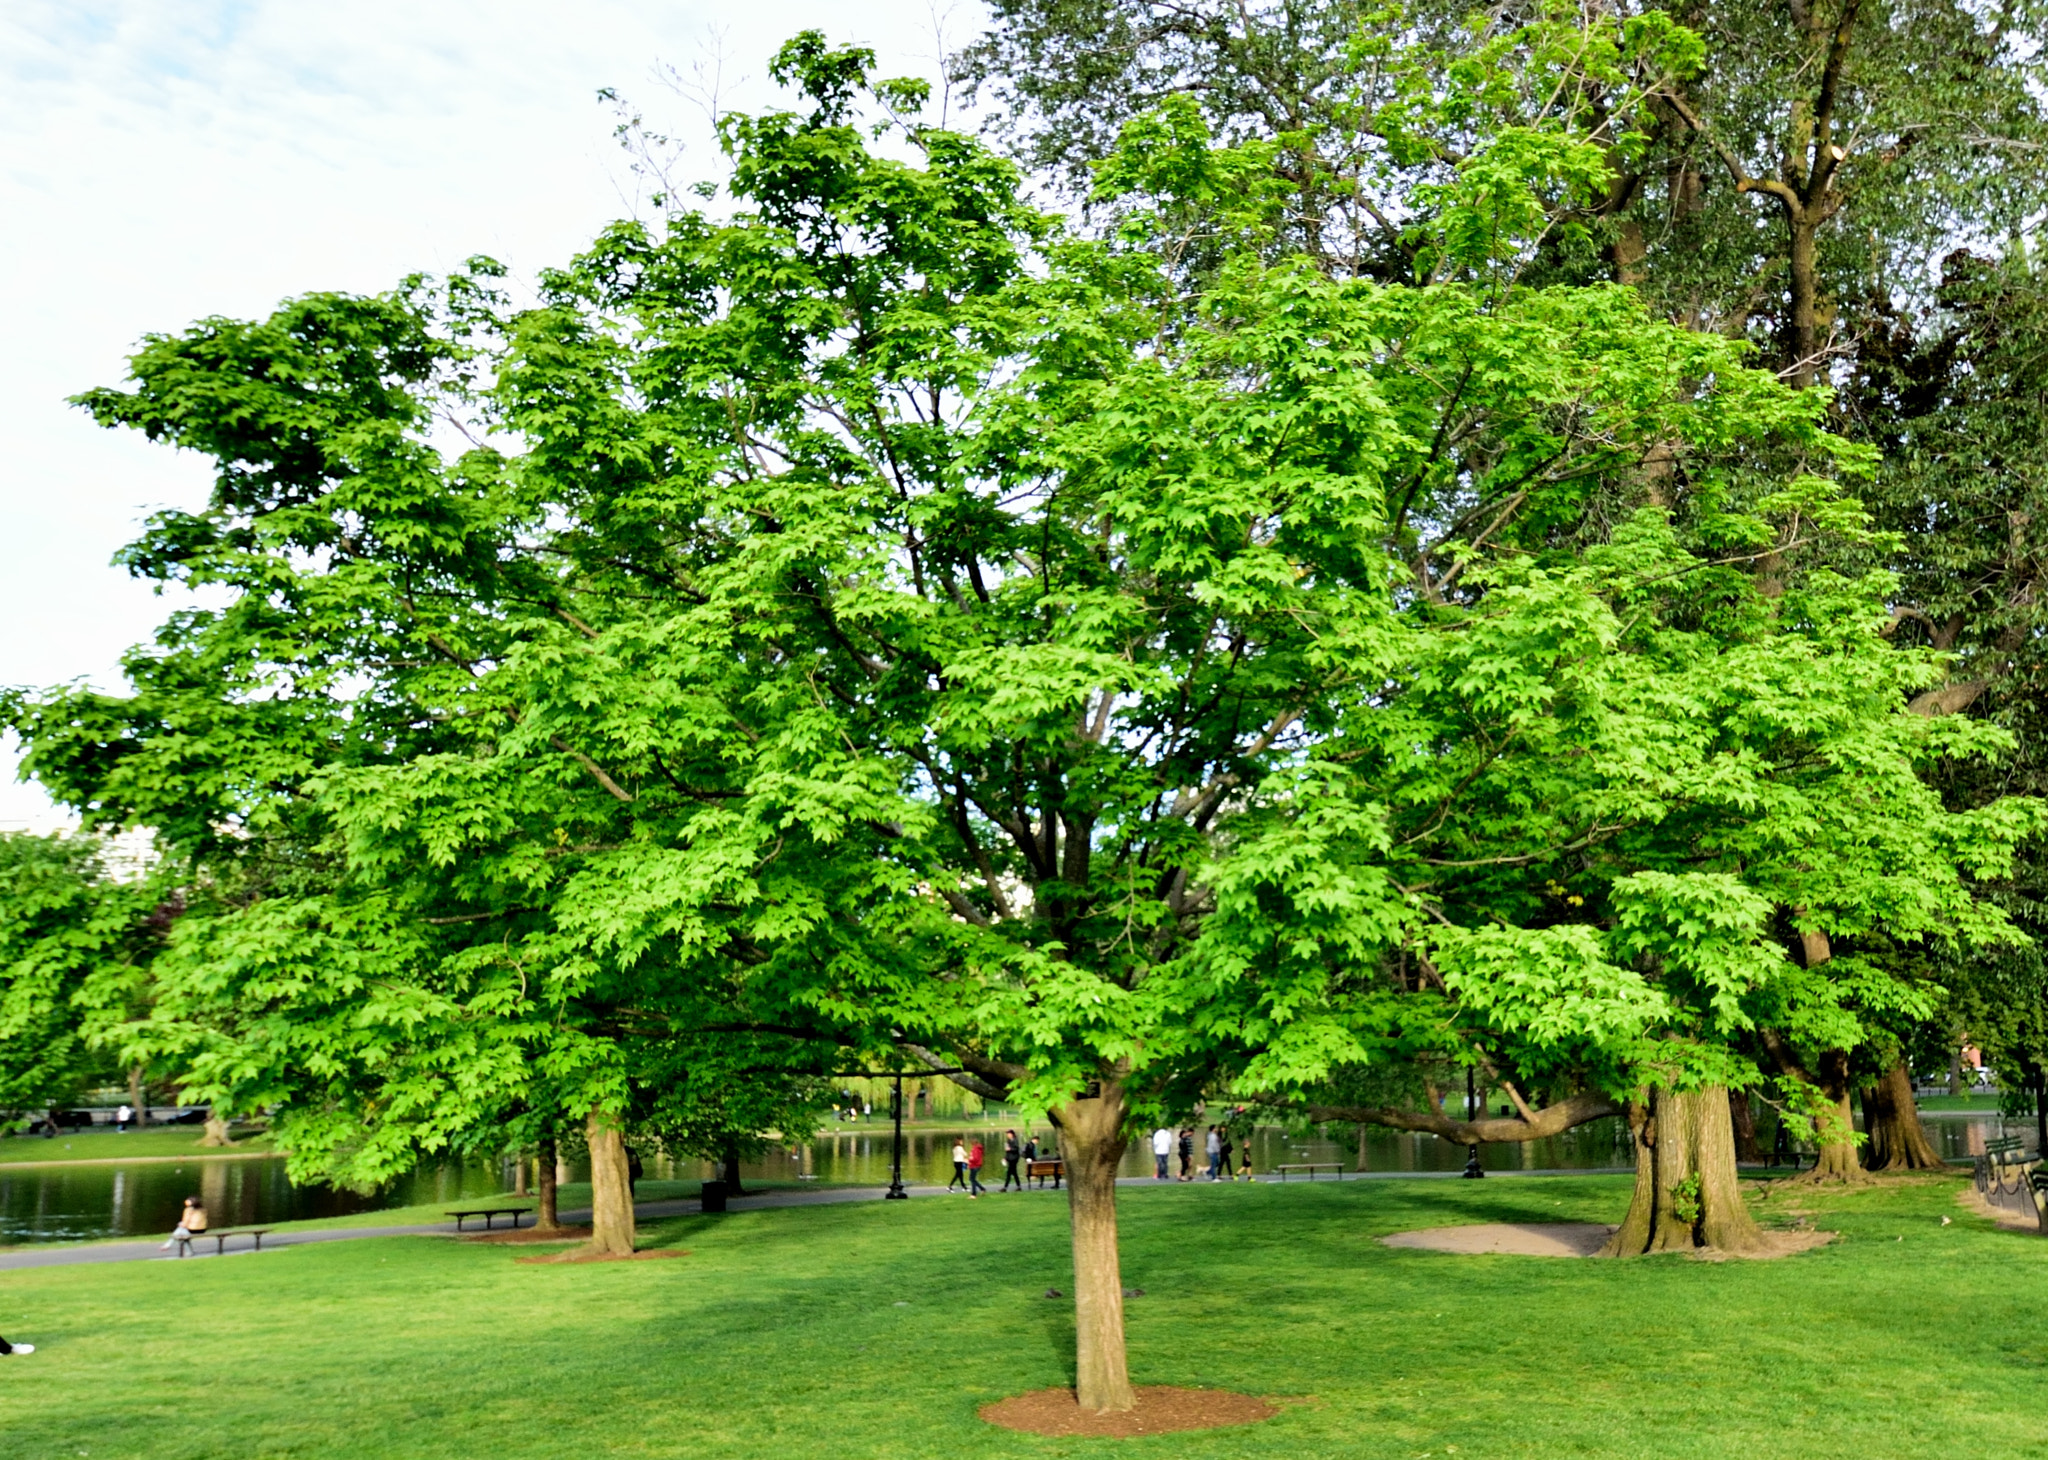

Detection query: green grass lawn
xmin=1915 ymin=1093 xmax=2005 ymax=1113
xmin=0 ymin=1128 xmax=274 ymax=1164
xmin=2 ymin=1173 xmax=2041 ymax=1459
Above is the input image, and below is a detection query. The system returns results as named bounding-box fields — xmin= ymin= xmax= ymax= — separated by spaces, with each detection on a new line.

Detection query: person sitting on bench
xmin=0 ymin=1335 xmax=33 ymax=1355
xmin=160 ymin=1196 xmax=208 ymax=1251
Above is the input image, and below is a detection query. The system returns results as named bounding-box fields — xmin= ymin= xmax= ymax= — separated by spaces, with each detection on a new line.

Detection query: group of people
xmin=1152 ymin=1124 xmax=1253 ymax=1181
xmin=949 ymin=1130 xmax=1048 ymax=1195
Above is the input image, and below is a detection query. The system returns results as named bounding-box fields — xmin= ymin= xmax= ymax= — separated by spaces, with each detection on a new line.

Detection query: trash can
xmin=699 ymin=1179 xmax=727 ymax=1213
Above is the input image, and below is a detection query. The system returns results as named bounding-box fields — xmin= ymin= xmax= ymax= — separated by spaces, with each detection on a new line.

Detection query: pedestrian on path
xmin=1000 ymin=1130 xmax=1023 ymax=1191
xmin=968 ymin=1140 xmax=987 ymax=1197
xmin=1022 ymin=1133 xmax=1039 ymax=1167
xmin=116 ymin=1103 xmax=133 ymax=1133
xmin=1238 ymin=1137 xmax=1254 ymax=1181
xmin=949 ymin=1140 xmax=970 ymax=1191
xmin=159 ymin=1196 xmax=208 ymax=1252
xmin=1177 ymin=1127 xmax=1194 ymax=1180
xmin=1152 ymin=1127 xmax=1173 ymax=1180
xmin=1205 ymin=1125 xmax=1222 ymax=1180
xmin=0 ymin=1336 xmax=32 ymax=1355
xmin=1218 ymin=1128 xmax=1234 ymax=1181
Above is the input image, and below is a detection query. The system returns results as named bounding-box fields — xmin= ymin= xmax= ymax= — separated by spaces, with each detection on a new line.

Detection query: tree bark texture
xmin=513 ymin=1153 xmax=529 ymax=1196
xmin=1601 ymin=1087 xmax=1765 ymax=1256
xmin=1804 ymin=1047 xmax=1866 ymax=1182
xmin=128 ymin=1068 xmax=149 ymax=1128
xmin=199 ymin=1107 xmax=232 ymax=1148
xmin=1355 ymin=1122 xmax=1371 ymax=1172
xmin=536 ymin=1135 xmax=561 ymax=1231
xmin=585 ymin=1110 xmax=636 ymax=1256
xmin=1053 ymin=1081 xmax=1136 ymax=1413
xmin=1862 ymin=1059 xmax=1945 ymax=1171
xmin=1728 ymin=1089 xmax=1761 ymax=1164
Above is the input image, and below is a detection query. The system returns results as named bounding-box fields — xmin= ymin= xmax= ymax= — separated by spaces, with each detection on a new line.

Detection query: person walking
xmin=948 ymin=1140 xmax=970 ymax=1192
xmin=159 ymin=1196 xmax=208 ymax=1252
xmin=1238 ymin=1135 xmax=1254 ymax=1181
xmin=1000 ymin=1130 xmax=1023 ymax=1191
xmin=115 ymin=1103 xmax=132 ymax=1133
xmin=968 ymin=1139 xmax=987 ymax=1197
xmin=1205 ymin=1125 xmax=1223 ymax=1180
xmin=1177 ymin=1127 xmax=1195 ymax=1180
xmin=1218 ymin=1128 xmax=1234 ymax=1181
xmin=1152 ymin=1127 xmax=1173 ymax=1180
xmin=0 ymin=1335 xmax=33 ymax=1355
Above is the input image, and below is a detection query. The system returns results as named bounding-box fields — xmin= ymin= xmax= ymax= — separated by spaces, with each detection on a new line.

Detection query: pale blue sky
xmin=0 ymin=0 xmax=978 ymax=830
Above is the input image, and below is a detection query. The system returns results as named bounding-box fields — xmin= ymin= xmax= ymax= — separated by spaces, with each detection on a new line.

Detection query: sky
xmin=0 ymin=0 xmax=981 ymax=831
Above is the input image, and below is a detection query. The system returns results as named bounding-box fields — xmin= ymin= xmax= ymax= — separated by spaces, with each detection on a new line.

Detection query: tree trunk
xmin=199 ymin=1108 xmax=232 ymax=1148
xmin=1862 ymin=1058 xmax=1945 ymax=1171
xmin=1354 ymin=1122 xmax=1371 ymax=1172
xmin=1728 ymin=1089 xmax=1760 ymax=1164
xmin=512 ymin=1153 xmax=529 ymax=1196
xmin=1786 ymin=214 xmax=1822 ymax=388
xmin=1949 ymin=1050 xmax=1964 ymax=1098
xmin=585 ymin=1110 xmax=636 ymax=1256
xmin=1601 ymin=1086 xmax=1765 ymax=1256
xmin=128 ymin=1068 xmax=149 ymax=1128
xmin=1053 ymin=1080 xmax=1136 ymax=1414
xmin=536 ymin=1136 xmax=561 ymax=1232
xmin=1803 ymin=1048 xmax=1866 ymax=1182
xmin=720 ymin=1141 xmax=747 ymax=1197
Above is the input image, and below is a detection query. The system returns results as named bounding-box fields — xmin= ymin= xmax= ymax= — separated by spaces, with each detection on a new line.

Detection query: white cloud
xmin=0 ymin=0 xmax=981 ymax=831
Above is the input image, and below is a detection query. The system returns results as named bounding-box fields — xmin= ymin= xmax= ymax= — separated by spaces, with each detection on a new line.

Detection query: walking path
xmin=0 ymin=1165 xmax=1635 ymax=1272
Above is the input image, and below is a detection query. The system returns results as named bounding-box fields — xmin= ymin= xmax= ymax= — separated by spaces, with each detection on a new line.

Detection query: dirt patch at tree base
xmin=464 ymin=1226 xmax=593 ymax=1244
xmin=1382 ymin=1222 xmax=1833 ymax=1259
xmin=1382 ymin=1222 xmax=1616 ymax=1256
xmin=513 ymin=1248 xmax=691 ymax=1265
xmin=979 ymin=1386 xmax=1280 ymax=1437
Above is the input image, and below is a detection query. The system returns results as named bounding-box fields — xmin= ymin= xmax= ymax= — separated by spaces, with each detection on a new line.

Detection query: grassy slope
xmin=2 ymin=1174 xmax=2043 ymax=1460
xmin=0 ymin=1129 xmax=275 ymax=1164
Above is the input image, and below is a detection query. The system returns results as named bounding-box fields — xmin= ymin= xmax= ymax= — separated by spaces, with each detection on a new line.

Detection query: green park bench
xmin=1985 ymin=1136 xmax=2028 ymax=1168
xmin=446 ymin=1205 xmax=534 ymax=1232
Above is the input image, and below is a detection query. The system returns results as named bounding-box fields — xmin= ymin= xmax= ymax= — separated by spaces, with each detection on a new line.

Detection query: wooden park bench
xmin=1985 ymin=1135 xmax=2028 ymax=1169
xmin=445 ymin=1205 xmax=534 ymax=1232
xmin=1275 ymin=1163 xmax=1342 ymax=1181
xmin=172 ymin=1228 xmax=272 ymax=1257
xmin=1026 ymin=1158 xmax=1064 ymax=1190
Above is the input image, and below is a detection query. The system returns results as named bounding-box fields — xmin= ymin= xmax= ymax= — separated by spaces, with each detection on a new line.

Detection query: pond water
xmin=3 ymin=1111 xmax=2025 ymax=1246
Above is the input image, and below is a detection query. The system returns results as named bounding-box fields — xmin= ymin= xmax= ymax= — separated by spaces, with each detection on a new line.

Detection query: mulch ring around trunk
xmin=1381 ymin=1222 xmax=1616 ymax=1256
xmin=1380 ymin=1221 xmax=1835 ymax=1260
xmin=513 ymin=1247 xmax=691 ymax=1265
xmin=980 ymin=1386 xmax=1281 ymax=1437
xmin=463 ymin=1225 xmax=594 ymax=1244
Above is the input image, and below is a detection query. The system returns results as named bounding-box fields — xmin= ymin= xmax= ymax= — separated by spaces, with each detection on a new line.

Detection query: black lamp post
xmin=885 ymin=1072 xmax=909 ymax=1200
xmin=1461 ymin=1066 xmax=1485 ymax=1179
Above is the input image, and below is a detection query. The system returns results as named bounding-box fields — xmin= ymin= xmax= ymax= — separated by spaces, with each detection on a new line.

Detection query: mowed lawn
xmin=3 ymin=1174 xmax=2044 ymax=1460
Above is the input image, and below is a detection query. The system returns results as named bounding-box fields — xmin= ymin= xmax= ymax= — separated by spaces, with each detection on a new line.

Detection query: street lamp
xmin=885 ymin=1072 xmax=909 ymax=1200
xmin=1461 ymin=1066 xmax=1485 ymax=1179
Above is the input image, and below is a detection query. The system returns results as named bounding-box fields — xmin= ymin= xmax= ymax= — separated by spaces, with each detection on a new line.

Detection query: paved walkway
xmin=0 ymin=1165 xmax=1636 ymax=1272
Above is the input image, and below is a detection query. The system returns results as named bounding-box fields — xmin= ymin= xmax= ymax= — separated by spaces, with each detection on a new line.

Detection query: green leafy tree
xmin=15 ymin=35 xmax=2039 ymax=1418
xmin=0 ymin=833 xmax=161 ymax=1118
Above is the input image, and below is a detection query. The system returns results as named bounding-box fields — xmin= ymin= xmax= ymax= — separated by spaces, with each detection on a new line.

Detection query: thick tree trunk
xmin=1863 ymin=1059 xmax=1945 ymax=1171
xmin=1601 ymin=1087 xmax=1765 ymax=1256
xmin=1054 ymin=1080 xmax=1136 ymax=1414
xmin=1803 ymin=1048 xmax=1867 ymax=1182
xmin=536 ymin=1135 xmax=561 ymax=1232
xmin=512 ymin=1153 xmax=529 ymax=1196
xmin=199 ymin=1108 xmax=232 ymax=1148
xmin=721 ymin=1141 xmax=747 ymax=1197
xmin=586 ymin=1110 xmax=636 ymax=1256
xmin=128 ymin=1068 xmax=149 ymax=1128
xmin=1354 ymin=1122 xmax=1371 ymax=1172
xmin=1728 ymin=1089 xmax=1761 ymax=1163
xmin=1786 ymin=217 xmax=1822 ymax=388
